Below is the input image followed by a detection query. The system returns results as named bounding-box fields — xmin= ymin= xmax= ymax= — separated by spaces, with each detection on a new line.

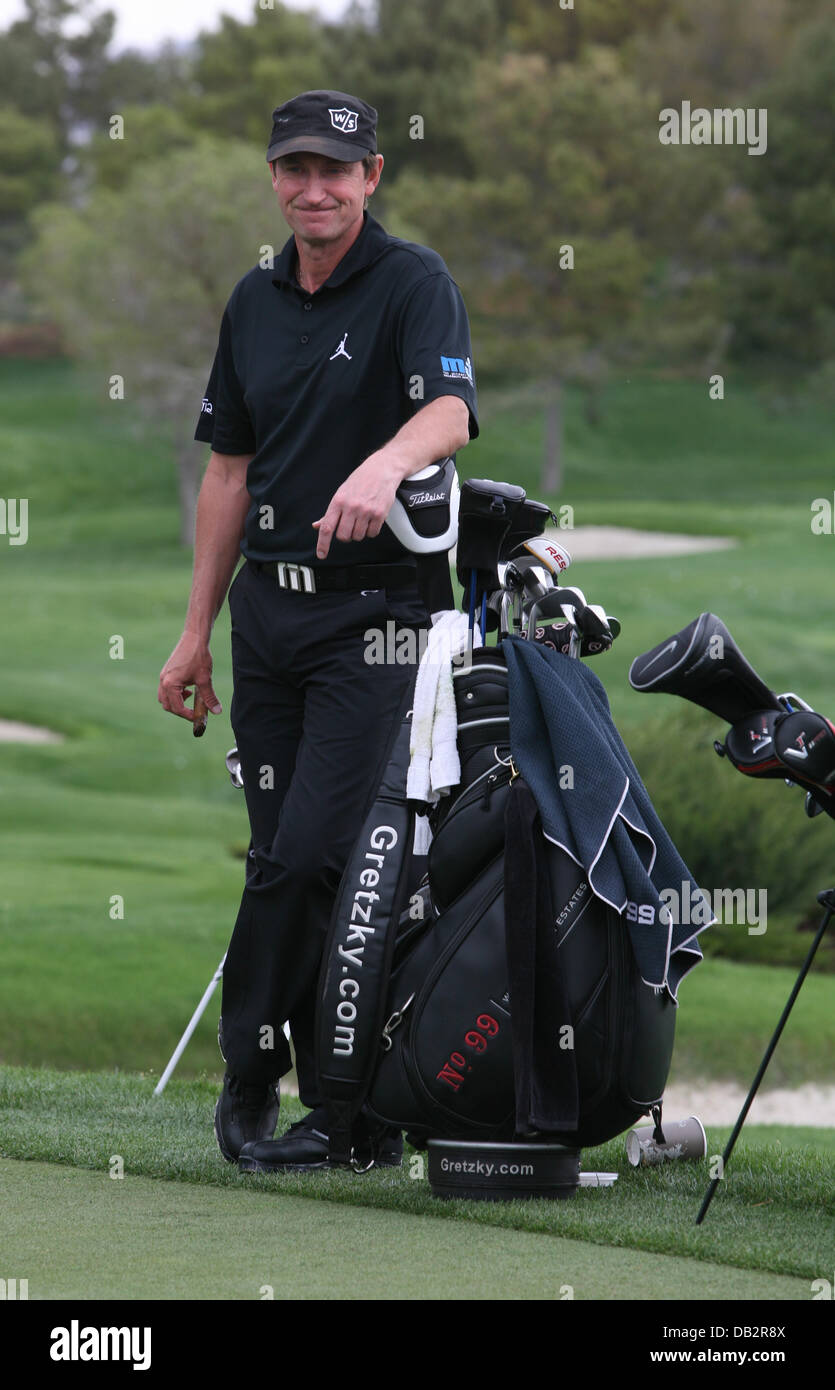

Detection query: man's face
xmin=271 ymin=151 xmax=382 ymax=246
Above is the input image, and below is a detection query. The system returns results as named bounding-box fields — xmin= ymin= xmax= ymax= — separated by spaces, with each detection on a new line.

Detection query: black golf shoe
xmin=238 ymin=1109 xmax=403 ymax=1173
xmin=214 ymin=1072 xmax=280 ymax=1163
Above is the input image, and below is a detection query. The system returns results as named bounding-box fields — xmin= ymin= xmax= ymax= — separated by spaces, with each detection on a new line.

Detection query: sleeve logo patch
xmin=440 ymin=355 xmax=473 ymax=382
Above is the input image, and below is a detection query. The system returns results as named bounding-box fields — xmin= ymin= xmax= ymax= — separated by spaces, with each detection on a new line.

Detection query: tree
xmin=183 ymin=6 xmax=335 ymax=145
xmin=343 ymin=0 xmax=501 ymax=181
xmin=0 ymin=0 xmax=117 ymax=135
xmin=630 ymin=0 xmax=826 ymax=110
xmin=0 ymin=107 xmax=56 ymax=217
xmin=384 ymin=46 xmax=727 ymax=493
xmin=80 ymin=104 xmax=198 ymax=191
xmin=728 ymin=14 xmax=835 ymax=364
xmin=23 ymin=139 xmax=280 ymax=543
xmin=0 ymin=0 xmax=124 ymax=275
xmin=503 ymin=0 xmax=669 ymax=63
xmin=0 ymin=105 xmax=56 ymax=285
xmin=173 ymin=0 xmax=503 ymax=190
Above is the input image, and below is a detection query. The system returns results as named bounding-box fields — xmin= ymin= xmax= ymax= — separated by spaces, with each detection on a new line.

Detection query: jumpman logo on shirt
xmin=329 ymin=332 xmax=352 ymax=361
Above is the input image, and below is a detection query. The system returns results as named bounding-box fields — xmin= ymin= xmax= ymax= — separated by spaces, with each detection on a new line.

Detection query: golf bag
xmin=316 ymin=646 xmax=679 ymax=1165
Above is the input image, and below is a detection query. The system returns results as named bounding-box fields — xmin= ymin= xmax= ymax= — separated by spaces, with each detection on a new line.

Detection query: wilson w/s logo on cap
xmin=441 ymin=355 xmax=473 ymax=382
xmin=329 ymin=107 xmax=359 ymax=132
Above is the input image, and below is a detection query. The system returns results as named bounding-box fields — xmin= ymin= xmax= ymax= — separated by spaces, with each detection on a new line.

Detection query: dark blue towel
xmin=503 ymin=638 xmax=711 ymax=1000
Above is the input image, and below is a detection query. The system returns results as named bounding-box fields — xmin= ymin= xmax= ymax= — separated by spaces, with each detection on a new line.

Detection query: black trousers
xmin=221 ymin=560 xmax=425 ymax=1104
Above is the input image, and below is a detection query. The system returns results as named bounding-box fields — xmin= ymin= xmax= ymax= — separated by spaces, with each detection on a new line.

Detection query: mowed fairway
xmin=0 ymin=1158 xmax=811 ymax=1301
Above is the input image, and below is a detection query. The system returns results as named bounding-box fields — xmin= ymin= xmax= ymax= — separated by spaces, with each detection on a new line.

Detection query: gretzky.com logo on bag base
xmin=427 ymin=1139 xmax=580 ymax=1202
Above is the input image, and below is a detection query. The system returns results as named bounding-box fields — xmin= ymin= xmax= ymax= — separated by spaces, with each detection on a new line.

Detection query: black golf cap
xmin=266 ymin=89 xmax=377 ymax=164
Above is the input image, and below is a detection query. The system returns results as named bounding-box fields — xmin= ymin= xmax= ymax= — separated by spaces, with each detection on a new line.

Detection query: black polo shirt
xmin=194 ymin=210 xmax=479 ymax=567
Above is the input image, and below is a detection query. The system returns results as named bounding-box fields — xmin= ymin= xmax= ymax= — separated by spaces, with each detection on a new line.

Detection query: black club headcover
xmin=722 ymin=708 xmax=835 ymax=815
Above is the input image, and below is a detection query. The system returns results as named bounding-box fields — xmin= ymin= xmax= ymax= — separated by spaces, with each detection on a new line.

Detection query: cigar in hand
xmin=193 ymin=692 xmax=209 ymax=738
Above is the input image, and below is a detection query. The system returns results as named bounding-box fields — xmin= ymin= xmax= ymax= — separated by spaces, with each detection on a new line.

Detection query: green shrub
xmin=626 ymin=704 xmax=835 ymax=971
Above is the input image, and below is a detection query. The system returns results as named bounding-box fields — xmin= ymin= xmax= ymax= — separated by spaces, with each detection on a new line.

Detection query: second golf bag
xmin=316 ymin=642 xmax=701 ymax=1166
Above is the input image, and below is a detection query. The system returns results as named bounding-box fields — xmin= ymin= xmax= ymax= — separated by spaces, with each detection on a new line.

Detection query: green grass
xmin=3 ymin=1159 xmax=815 ymax=1302
xmin=0 ymin=1160 xmax=812 ymax=1301
xmin=1 ymin=361 xmax=833 ymax=1303
xmin=667 ymin=957 xmax=835 ymax=1087
xmin=476 ymin=369 xmax=835 ymax=518
xmin=0 ymin=1067 xmax=831 ymax=1293
xmin=0 ymin=358 xmax=834 ymax=1081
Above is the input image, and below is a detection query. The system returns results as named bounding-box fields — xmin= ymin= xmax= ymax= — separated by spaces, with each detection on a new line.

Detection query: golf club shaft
xmin=499 ymin=592 xmax=511 ymax=639
xmin=513 ymin=591 xmax=523 ymax=634
xmin=695 ymin=890 xmax=835 ymax=1224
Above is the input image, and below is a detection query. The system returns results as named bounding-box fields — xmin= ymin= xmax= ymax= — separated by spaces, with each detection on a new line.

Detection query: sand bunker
xmin=0 ymin=719 xmax=64 ymax=744
xmin=545 ymin=526 xmax=736 ymax=561
xmin=664 ymin=1081 xmax=835 ymax=1126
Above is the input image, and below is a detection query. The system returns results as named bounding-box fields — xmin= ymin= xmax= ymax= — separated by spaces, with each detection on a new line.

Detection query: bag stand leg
xmin=695 ymin=887 xmax=835 ymax=1225
xmin=153 ymin=955 xmax=227 ymax=1095
xmin=154 ymin=954 xmax=294 ymax=1095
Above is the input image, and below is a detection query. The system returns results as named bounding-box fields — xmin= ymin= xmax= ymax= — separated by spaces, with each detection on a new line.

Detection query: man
xmin=157 ymin=90 xmax=479 ymax=1171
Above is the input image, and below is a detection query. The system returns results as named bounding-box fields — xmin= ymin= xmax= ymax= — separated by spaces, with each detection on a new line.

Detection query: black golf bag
xmin=316 ymin=645 xmax=679 ymax=1165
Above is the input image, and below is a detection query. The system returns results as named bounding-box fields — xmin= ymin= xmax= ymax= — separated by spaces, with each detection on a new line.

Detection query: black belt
xmin=249 ymin=559 xmax=418 ymax=594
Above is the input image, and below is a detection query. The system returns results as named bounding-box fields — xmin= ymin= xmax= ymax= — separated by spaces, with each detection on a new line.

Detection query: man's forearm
xmin=184 ymin=452 xmax=253 ymax=641
xmin=312 ymin=396 xmax=471 ymax=559
xmin=375 ymin=395 xmax=471 ymax=483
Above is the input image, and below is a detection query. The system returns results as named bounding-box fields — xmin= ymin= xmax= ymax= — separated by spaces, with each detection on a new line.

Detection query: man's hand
xmin=158 ymin=631 xmax=223 ymax=728
xmin=312 ymin=453 xmax=400 ymax=560
xmin=312 ymin=396 xmax=470 ymax=560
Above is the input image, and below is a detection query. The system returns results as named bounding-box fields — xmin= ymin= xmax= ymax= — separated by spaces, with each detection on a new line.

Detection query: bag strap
xmin=504 ymin=775 xmax=580 ymax=1134
xmin=416 ymin=551 xmax=454 ymax=616
xmin=315 ymin=693 xmax=417 ymax=1166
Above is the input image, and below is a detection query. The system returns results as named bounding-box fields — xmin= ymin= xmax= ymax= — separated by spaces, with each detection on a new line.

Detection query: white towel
xmin=428 ymin=666 xmax=459 ymax=796
xmin=408 ymin=611 xmax=481 ymax=850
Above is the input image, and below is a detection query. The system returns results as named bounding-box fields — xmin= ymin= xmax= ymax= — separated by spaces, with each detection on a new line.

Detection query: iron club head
xmin=225 ymin=748 xmax=244 ymax=789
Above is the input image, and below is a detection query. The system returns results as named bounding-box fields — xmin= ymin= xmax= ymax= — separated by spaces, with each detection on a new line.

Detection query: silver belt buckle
xmin=276 ymin=562 xmax=316 ymax=593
